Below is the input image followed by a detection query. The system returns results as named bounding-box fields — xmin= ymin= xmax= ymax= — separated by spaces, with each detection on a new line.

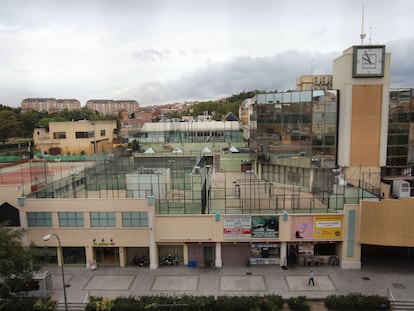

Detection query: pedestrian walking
xmin=308 ymin=270 xmax=315 ymax=286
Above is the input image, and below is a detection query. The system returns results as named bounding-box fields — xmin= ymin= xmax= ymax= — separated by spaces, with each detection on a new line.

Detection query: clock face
xmin=353 ymin=45 xmax=385 ymax=78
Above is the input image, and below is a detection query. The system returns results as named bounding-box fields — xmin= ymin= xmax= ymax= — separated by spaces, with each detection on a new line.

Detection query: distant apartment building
xmin=86 ymin=99 xmax=140 ymax=116
xmin=21 ymin=98 xmax=81 ymax=113
xmin=296 ymin=74 xmax=333 ymax=91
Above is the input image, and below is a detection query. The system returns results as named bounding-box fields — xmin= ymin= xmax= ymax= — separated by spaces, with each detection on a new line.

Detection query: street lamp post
xmin=91 ymin=122 xmax=97 ymax=162
xmin=43 ymin=233 xmax=68 ymax=311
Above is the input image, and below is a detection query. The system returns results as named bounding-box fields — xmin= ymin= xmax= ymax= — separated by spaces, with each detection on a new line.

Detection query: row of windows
xmin=27 ymin=211 xmax=148 ymax=228
xmin=256 ymin=90 xmax=337 ymax=104
xmin=53 ymin=130 xmax=106 ymax=140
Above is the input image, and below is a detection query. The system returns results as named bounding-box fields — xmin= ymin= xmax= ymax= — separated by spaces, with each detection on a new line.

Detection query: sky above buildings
xmin=1 ymin=0 xmax=414 ymax=107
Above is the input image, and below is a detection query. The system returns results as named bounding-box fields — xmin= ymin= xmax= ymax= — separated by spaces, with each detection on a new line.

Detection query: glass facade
xmin=27 ymin=212 xmax=52 ymax=227
xmin=122 ymin=211 xmax=148 ymax=227
xmin=59 ymin=212 xmax=84 ymax=227
xmin=90 ymin=212 xmax=116 ymax=227
xmin=252 ymin=90 xmax=338 ymax=169
xmin=387 ymin=89 xmax=414 ymax=167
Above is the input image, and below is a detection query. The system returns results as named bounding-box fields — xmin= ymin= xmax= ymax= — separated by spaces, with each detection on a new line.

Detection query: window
xmin=76 ymin=132 xmax=88 ymax=139
xmin=100 ymin=129 xmax=105 ymax=136
xmin=122 ymin=212 xmax=148 ymax=227
xmin=90 ymin=212 xmax=116 ymax=227
xmin=59 ymin=212 xmax=84 ymax=227
xmin=53 ymin=132 xmax=66 ymax=139
xmin=27 ymin=212 xmax=52 ymax=227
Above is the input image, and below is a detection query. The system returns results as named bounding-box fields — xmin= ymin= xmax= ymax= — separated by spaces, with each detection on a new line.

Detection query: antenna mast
xmin=360 ymin=5 xmax=366 ymax=45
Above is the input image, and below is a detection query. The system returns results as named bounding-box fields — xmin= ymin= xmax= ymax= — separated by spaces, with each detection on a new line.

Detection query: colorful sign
xmin=223 ymin=215 xmax=251 ymax=238
xmin=314 ymin=215 xmax=343 ymax=239
xmin=298 ymin=243 xmax=314 ymax=255
xmin=251 ymin=216 xmax=279 ymax=238
xmin=291 ymin=216 xmax=314 ymax=239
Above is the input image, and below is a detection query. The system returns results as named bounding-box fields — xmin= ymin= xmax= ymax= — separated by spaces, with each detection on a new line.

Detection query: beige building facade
xmin=1 ymin=44 xmax=413 ymax=272
xmin=33 ymin=120 xmax=117 ymax=156
xmin=3 ymin=181 xmax=412 ymax=271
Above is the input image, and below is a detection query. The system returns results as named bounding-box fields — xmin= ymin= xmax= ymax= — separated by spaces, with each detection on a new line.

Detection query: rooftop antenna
xmin=360 ymin=5 xmax=366 ymax=45
xmin=369 ymin=26 xmax=372 ymax=44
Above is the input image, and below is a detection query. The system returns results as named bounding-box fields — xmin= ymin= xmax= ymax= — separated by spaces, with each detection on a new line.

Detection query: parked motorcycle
xmin=133 ymin=255 xmax=149 ymax=267
xmin=159 ymin=253 xmax=179 ymax=266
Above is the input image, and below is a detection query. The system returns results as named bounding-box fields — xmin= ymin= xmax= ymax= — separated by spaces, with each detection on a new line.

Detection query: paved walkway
xmin=45 ymin=263 xmax=414 ymax=304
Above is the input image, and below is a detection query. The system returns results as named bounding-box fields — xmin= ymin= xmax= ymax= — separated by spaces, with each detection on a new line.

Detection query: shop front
xmin=187 ymin=243 xmax=215 ymax=267
xmin=158 ymin=244 xmax=184 ymax=265
xmin=222 ymin=242 xmax=251 ymax=266
xmin=249 ymin=243 xmax=280 ymax=265
xmin=125 ymin=247 xmax=149 ymax=266
xmin=62 ymin=247 xmax=86 ymax=265
xmin=222 ymin=215 xmax=280 ymax=266
xmin=94 ymin=247 xmax=120 ymax=266
xmin=289 ymin=215 xmax=343 ymax=267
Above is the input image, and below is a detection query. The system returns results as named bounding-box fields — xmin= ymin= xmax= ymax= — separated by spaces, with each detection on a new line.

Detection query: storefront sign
xmin=251 ymin=216 xmax=279 ymax=238
xmin=291 ymin=216 xmax=314 ymax=239
xmin=223 ymin=215 xmax=251 ymax=238
xmin=298 ymin=243 xmax=314 ymax=255
xmin=314 ymin=215 xmax=343 ymax=239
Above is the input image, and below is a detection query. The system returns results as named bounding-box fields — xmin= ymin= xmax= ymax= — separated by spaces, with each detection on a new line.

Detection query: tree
xmin=0 ymin=111 xmax=23 ymax=143
xmin=0 ymin=225 xmax=41 ymax=298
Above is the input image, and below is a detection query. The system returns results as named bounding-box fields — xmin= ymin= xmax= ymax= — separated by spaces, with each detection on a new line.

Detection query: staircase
xmin=388 ymin=288 xmax=414 ymax=310
xmin=391 ymin=300 xmax=414 ymax=311
xmin=55 ymin=302 xmax=87 ymax=311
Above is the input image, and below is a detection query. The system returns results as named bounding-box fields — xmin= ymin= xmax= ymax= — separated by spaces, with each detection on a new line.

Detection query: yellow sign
xmin=314 ymin=215 xmax=343 ymax=239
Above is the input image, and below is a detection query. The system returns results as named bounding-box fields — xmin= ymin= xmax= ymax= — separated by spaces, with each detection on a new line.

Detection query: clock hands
xmin=362 ymin=50 xmax=372 ymax=64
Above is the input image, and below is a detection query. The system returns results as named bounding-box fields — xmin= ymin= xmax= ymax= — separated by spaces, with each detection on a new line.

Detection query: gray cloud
xmin=114 ymin=49 xmax=337 ymax=105
xmin=388 ymin=39 xmax=414 ymax=88
xmin=114 ymin=37 xmax=414 ymax=106
xmin=132 ymin=49 xmax=172 ymax=62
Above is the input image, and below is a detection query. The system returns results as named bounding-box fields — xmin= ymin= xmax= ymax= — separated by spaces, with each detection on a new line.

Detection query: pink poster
xmin=291 ymin=216 xmax=313 ymax=239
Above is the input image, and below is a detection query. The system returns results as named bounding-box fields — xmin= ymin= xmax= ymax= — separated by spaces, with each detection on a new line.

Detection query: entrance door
xmin=94 ymin=247 xmax=119 ymax=265
xmin=204 ymin=246 xmax=213 ymax=267
xmin=261 ymin=247 xmax=269 ymax=258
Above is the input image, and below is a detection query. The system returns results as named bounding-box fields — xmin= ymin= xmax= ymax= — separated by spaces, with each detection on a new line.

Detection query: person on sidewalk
xmin=308 ymin=270 xmax=315 ymax=286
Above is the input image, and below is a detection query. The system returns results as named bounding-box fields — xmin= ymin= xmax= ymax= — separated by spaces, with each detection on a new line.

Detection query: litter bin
xmin=188 ymin=261 xmax=197 ymax=268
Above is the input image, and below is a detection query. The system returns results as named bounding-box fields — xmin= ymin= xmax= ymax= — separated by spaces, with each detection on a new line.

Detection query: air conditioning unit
xmin=392 ymin=180 xmax=410 ymax=198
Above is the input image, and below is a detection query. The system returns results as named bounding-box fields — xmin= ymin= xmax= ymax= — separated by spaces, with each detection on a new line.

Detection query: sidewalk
xmin=45 ymin=263 xmax=414 ymax=304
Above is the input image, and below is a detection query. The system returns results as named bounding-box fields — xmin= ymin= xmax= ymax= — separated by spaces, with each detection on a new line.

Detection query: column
xmin=56 ymin=247 xmax=63 ymax=267
xmin=183 ymin=244 xmax=189 ymax=265
xmin=148 ymin=212 xmax=158 ymax=270
xmin=215 ymin=242 xmax=222 ymax=268
xmin=119 ymin=247 xmax=126 ymax=267
xmin=85 ymin=245 xmax=94 ymax=269
xmin=280 ymin=242 xmax=287 ymax=267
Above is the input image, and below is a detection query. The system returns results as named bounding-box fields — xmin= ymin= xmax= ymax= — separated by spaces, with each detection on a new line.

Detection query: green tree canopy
xmin=0 ymin=111 xmax=23 ymax=143
xmin=0 ymin=225 xmax=41 ymax=298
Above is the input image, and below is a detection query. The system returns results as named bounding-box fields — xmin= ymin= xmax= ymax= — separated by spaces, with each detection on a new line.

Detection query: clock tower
xmin=333 ymin=45 xmax=391 ymax=177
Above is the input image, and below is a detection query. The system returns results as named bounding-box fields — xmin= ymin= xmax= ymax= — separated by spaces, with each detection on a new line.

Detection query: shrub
xmin=265 ymin=295 xmax=284 ymax=309
xmin=111 ymin=296 xmax=143 ymax=311
xmin=287 ymin=296 xmax=310 ymax=311
xmin=33 ymin=298 xmax=56 ymax=311
xmin=85 ymin=294 xmax=283 ymax=311
xmin=0 ymin=297 xmax=37 ymax=311
xmin=86 ymin=296 xmax=114 ymax=311
xmin=324 ymin=293 xmax=390 ymax=310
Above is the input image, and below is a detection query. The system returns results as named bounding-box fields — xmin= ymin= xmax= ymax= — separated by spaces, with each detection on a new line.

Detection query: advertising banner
xmin=223 ymin=215 xmax=251 ymax=238
xmin=291 ymin=216 xmax=314 ymax=239
xmin=314 ymin=215 xmax=343 ymax=239
xmin=251 ymin=216 xmax=279 ymax=238
xmin=298 ymin=243 xmax=314 ymax=255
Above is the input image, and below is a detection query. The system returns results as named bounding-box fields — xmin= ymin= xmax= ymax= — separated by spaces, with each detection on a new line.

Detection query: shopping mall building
xmin=1 ymin=44 xmax=414 ymax=270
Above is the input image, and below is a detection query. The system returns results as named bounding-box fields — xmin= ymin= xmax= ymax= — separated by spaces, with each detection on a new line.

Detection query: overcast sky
xmin=1 ymin=0 xmax=414 ymax=107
